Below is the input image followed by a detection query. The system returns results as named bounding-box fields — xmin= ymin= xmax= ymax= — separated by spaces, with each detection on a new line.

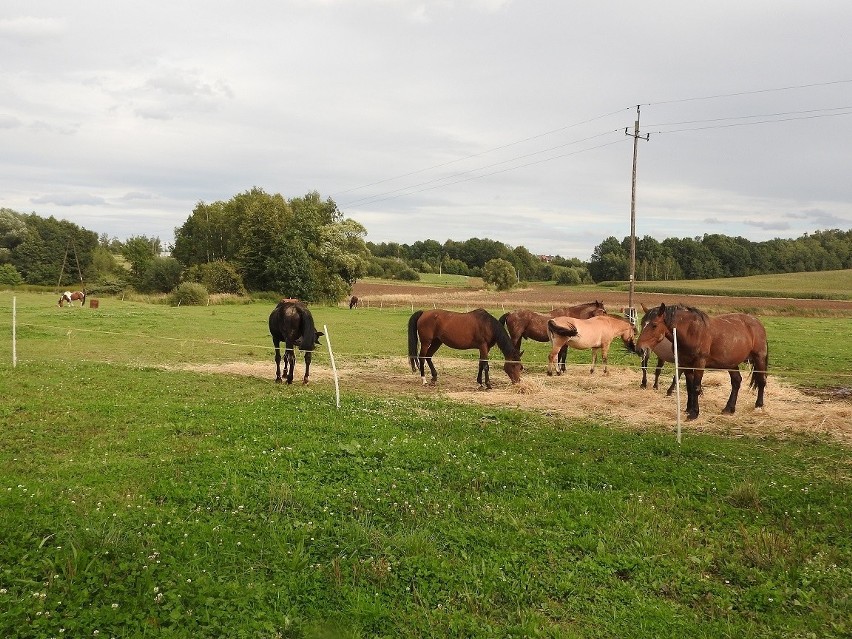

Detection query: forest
xmin=1 ymin=188 xmax=851 ymax=301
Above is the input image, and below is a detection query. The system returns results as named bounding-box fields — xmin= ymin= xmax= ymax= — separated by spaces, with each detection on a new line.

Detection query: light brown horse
xmin=408 ymin=308 xmax=522 ymax=389
xmin=546 ymin=314 xmax=636 ymax=376
xmin=634 ymin=303 xmax=768 ymax=420
xmin=499 ymin=301 xmax=607 ymax=371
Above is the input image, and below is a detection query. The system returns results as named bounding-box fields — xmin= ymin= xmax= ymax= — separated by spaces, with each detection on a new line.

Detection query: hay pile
xmin=179 ymin=358 xmax=852 ymax=445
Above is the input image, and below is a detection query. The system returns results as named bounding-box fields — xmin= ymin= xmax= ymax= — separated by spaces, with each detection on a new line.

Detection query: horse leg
xmin=302 ymin=352 xmax=312 ymax=385
xmin=686 ymin=369 xmax=704 ymax=420
xmin=640 ymin=351 xmax=649 ymax=388
xmin=589 ymin=348 xmax=598 ymax=374
xmin=477 ymin=347 xmax=491 ymax=389
xmin=547 ymin=344 xmax=559 ymax=376
xmin=601 ymin=344 xmax=610 ymax=375
xmin=420 ymin=341 xmax=440 ymax=385
xmin=558 ymin=344 xmax=568 ymax=374
xmin=284 ymin=342 xmax=296 ymax=385
xmin=665 ymin=370 xmax=678 ymax=396
xmin=753 ymin=358 xmax=768 ymax=409
xmin=722 ymin=369 xmax=742 ymax=415
xmin=272 ymin=339 xmax=283 ymax=383
xmin=653 ymin=358 xmax=664 ymax=390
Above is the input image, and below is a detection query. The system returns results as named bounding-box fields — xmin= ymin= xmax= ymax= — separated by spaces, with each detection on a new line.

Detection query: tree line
xmin=2 ymin=196 xmax=851 ymax=302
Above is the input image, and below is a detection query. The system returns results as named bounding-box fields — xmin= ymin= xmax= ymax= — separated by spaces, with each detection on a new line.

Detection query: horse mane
xmin=663 ymin=304 xmax=709 ymax=328
xmin=481 ymin=310 xmax=520 ymax=360
xmin=293 ymin=302 xmax=319 ymax=351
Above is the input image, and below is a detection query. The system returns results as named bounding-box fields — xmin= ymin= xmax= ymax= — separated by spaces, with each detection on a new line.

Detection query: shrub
xmin=87 ymin=278 xmax=130 ymax=296
xmin=481 ymin=258 xmax=516 ymax=291
xmin=0 ymin=264 xmax=23 ymax=286
xmin=168 ymin=282 xmax=208 ymax=306
xmin=555 ymin=267 xmax=582 ymax=286
xmin=185 ymin=261 xmax=247 ymax=295
xmin=395 ymin=268 xmax=420 ymax=281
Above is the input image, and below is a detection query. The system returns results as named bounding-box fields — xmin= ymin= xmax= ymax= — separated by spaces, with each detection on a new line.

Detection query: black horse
xmin=268 ymin=300 xmax=323 ymax=384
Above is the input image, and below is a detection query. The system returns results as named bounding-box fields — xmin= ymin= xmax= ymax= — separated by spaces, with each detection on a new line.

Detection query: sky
xmin=2 ymin=1 xmax=852 ymax=260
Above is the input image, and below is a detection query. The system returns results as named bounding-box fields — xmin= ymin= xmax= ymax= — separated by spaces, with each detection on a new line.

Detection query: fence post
xmin=673 ymin=327 xmax=681 ymax=444
xmin=323 ymin=324 xmax=340 ymax=409
xmin=12 ymin=296 xmax=17 ymax=368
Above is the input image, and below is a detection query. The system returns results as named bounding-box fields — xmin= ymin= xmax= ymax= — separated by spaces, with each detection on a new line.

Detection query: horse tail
xmin=547 ymin=319 xmax=578 ymax=339
xmin=750 ymin=345 xmax=769 ymax=390
xmin=407 ymin=310 xmax=423 ymax=371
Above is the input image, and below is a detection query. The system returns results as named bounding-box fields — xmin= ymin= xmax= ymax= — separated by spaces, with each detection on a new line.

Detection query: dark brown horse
xmin=499 ymin=301 xmax=606 ymax=371
xmin=408 ymin=308 xmax=522 ymax=389
xmin=268 ymin=300 xmax=323 ymax=384
xmin=349 ymin=295 xmax=359 ymax=309
xmin=634 ymin=303 xmax=768 ymax=420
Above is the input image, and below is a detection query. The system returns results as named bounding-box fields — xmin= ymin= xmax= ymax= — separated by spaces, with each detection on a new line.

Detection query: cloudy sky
xmin=2 ymin=1 xmax=851 ymax=260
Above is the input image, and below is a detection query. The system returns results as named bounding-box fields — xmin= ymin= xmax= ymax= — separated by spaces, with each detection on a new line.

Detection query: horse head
xmin=634 ymin=303 xmax=670 ymax=354
xmin=503 ymin=349 xmax=524 ymax=384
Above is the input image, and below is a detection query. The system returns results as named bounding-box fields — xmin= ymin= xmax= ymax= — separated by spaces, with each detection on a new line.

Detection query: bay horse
xmin=268 ymin=300 xmax=324 ymax=384
xmin=638 ymin=303 xmax=678 ymax=394
xmin=58 ymin=291 xmax=86 ymax=307
xmin=546 ymin=314 xmax=636 ymax=376
xmin=634 ymin=303 xmax=768 ymax=420
xmin=408 ymin=308 xmax=522 ymax=389
xmin=499 ymin=301 xmax=607 ymax=371
xmin=349 ymin=295 xmax=359 ymax=309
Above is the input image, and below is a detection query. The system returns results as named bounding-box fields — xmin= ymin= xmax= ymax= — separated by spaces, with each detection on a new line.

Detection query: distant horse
xmin=634 ymin=303 xmax=768 ymax=420
xmin=546 ymin=314 xmax=636 ymax=376
xmin=408 ymin=308 xmax=523 ymax=389
xmin=638 ymin=303 xmax=679 ymax=394
xmin=349 ymin=295 xmax=359 ymax=309
xmin=268 ymin=300 xmax=324 ymax=384
xmin=58 ymin=291 xmax=86 ymax=307
xmin=499 ymin=301 xmax=607 ymax=371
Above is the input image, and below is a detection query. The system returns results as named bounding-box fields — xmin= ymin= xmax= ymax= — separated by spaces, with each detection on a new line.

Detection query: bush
xmin=184 ymin=261 xmax=247 ymax=295
xmin=555 ymin=267 xmax=582 ymax=286
xmin=168 ymin=282 xmax=208 ymax=306
xmin=0 ymin=264 xmax=23 ymax=286
xmin=395 ymin=268 xmax=420 ymax=281
xmin=481 ymin=258 xmax=516 ymax=291
xmin=87 ymin=278 xmax=130 ymax=296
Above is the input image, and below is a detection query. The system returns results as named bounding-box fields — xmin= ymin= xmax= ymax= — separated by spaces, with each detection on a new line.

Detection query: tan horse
xmin=498 ymin=301 xmax=607 ymax=371
xmin=546 ymin=314 xmax=636 ymax=376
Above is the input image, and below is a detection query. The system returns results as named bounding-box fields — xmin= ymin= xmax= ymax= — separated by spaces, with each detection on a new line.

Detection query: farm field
xmin=1 ymin=289 xmax=850 ymax=637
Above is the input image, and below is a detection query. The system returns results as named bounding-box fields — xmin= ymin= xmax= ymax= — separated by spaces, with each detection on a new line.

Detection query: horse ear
xmin=659 ymin=302 xmax=666 ymax=313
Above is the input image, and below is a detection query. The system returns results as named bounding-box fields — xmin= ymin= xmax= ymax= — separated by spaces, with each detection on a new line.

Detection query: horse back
xmin=705 ymin=313 xmax=768 ymax=367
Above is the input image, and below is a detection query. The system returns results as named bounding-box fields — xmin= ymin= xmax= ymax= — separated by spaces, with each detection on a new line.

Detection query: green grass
xmin=0 ymin=291 xmax=850 ymax=637
xmin=607 ymin=269 xmax=852 ymax=300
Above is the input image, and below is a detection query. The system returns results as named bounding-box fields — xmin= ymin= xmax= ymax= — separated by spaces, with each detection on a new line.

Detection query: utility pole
xmin=625 ymin=104 xmax=649 ymax=327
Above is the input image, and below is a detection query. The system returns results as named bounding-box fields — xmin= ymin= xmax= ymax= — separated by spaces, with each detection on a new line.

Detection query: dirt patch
xmin=349 ymin=282 xmax=852 ymax=316
xmin=178 ymin=357 xmax=852 ymax=446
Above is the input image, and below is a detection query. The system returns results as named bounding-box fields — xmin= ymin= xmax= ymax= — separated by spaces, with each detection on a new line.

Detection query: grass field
xmin=622 ymin=269 xmax=852 ymax=300
xmin=1 ymin=291 xmax=850 ymax=638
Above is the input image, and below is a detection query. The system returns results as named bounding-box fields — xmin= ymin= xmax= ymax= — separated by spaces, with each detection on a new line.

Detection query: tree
xmin=482 ymin=258 xmax=516 ymax=291
xmin=589 ymin=236 xmax=628 ymax=282
xmin=121 ymin=236 xmax=159 ymax=279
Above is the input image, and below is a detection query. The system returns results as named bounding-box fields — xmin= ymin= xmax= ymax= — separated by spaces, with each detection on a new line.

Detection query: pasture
xmin=1 ymin=291 xmax=850 ymax=638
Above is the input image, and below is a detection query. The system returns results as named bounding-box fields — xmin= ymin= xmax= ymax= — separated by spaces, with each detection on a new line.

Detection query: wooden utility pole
xmin=625 ymin=105 xmax=649 ymax=327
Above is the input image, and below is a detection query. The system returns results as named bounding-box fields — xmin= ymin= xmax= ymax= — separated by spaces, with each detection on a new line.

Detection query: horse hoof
xmin=686 ymin=413 xmax=699 ymax=421
xmin=275 ymin=378 xmax=283 ymax=384
xmin=302 ymin=379 xmax=309 ymax=385
xmin=547 ymin=371 xmax=553 ymax=377
xmin=721 ymin=407 xmax=735 ymax=415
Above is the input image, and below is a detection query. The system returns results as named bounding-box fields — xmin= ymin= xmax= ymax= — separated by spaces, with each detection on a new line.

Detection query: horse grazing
xmin=268 ymin=300 xmax=324 ymax=384
xmin=349 ymin=295 xmax=359 ymax=309
xmin=634 ymin=303 xmax=768 ymax=420
xmin=638 ymin=303 xmax=679 ymax=394
xmin=408 ymin=308 xmax=522 ymax=389
xmin=58 ymin=291 xmax=86 ymax=307
xmin=499 ymin=301 xmax=607 ymax=371
xmin=546 ymin=314 xmax=636 ymax=376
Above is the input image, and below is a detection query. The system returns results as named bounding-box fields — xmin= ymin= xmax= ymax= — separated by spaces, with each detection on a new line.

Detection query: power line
xmin=332 ymin=107 xmax=632 ymax=198
xmin=341 ymin=128 xmax=623 ymax=209
xmin=646 ymin=105 xmax=852 ymax=128
xmin=643 ymin=78 xmax=852 ymax=106
xmin=647 ymin=109 xmax=852 ymax=135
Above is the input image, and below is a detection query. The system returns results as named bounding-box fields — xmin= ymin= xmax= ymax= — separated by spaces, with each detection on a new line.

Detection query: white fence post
xmin=323 ymin=324 xmax=340 ymax=409
xmin=12 ymin=296 xmax=17 ymax=368
xmin=673 ymin=327 xmax=681 ymax=444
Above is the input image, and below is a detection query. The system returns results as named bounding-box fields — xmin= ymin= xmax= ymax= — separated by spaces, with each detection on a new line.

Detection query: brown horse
xmin=499 ymin=301 xmax=606 ymax=371
xmin=546 ymin=314 xmax=636 ymax=376
xmin=408 ymin=308 xmax=522 ymax=389
xmin=638 ymin=303 xmax=679 ymax=394
xmin=58 ymin=290 xmax=86 ymax=307
xmin=634 ymin=303 xmax=768 ymax=420
xmin=268 ymin=300 xmax=323 ymax=384
xmin=349 ymin=295 xmax=359 ymax=309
